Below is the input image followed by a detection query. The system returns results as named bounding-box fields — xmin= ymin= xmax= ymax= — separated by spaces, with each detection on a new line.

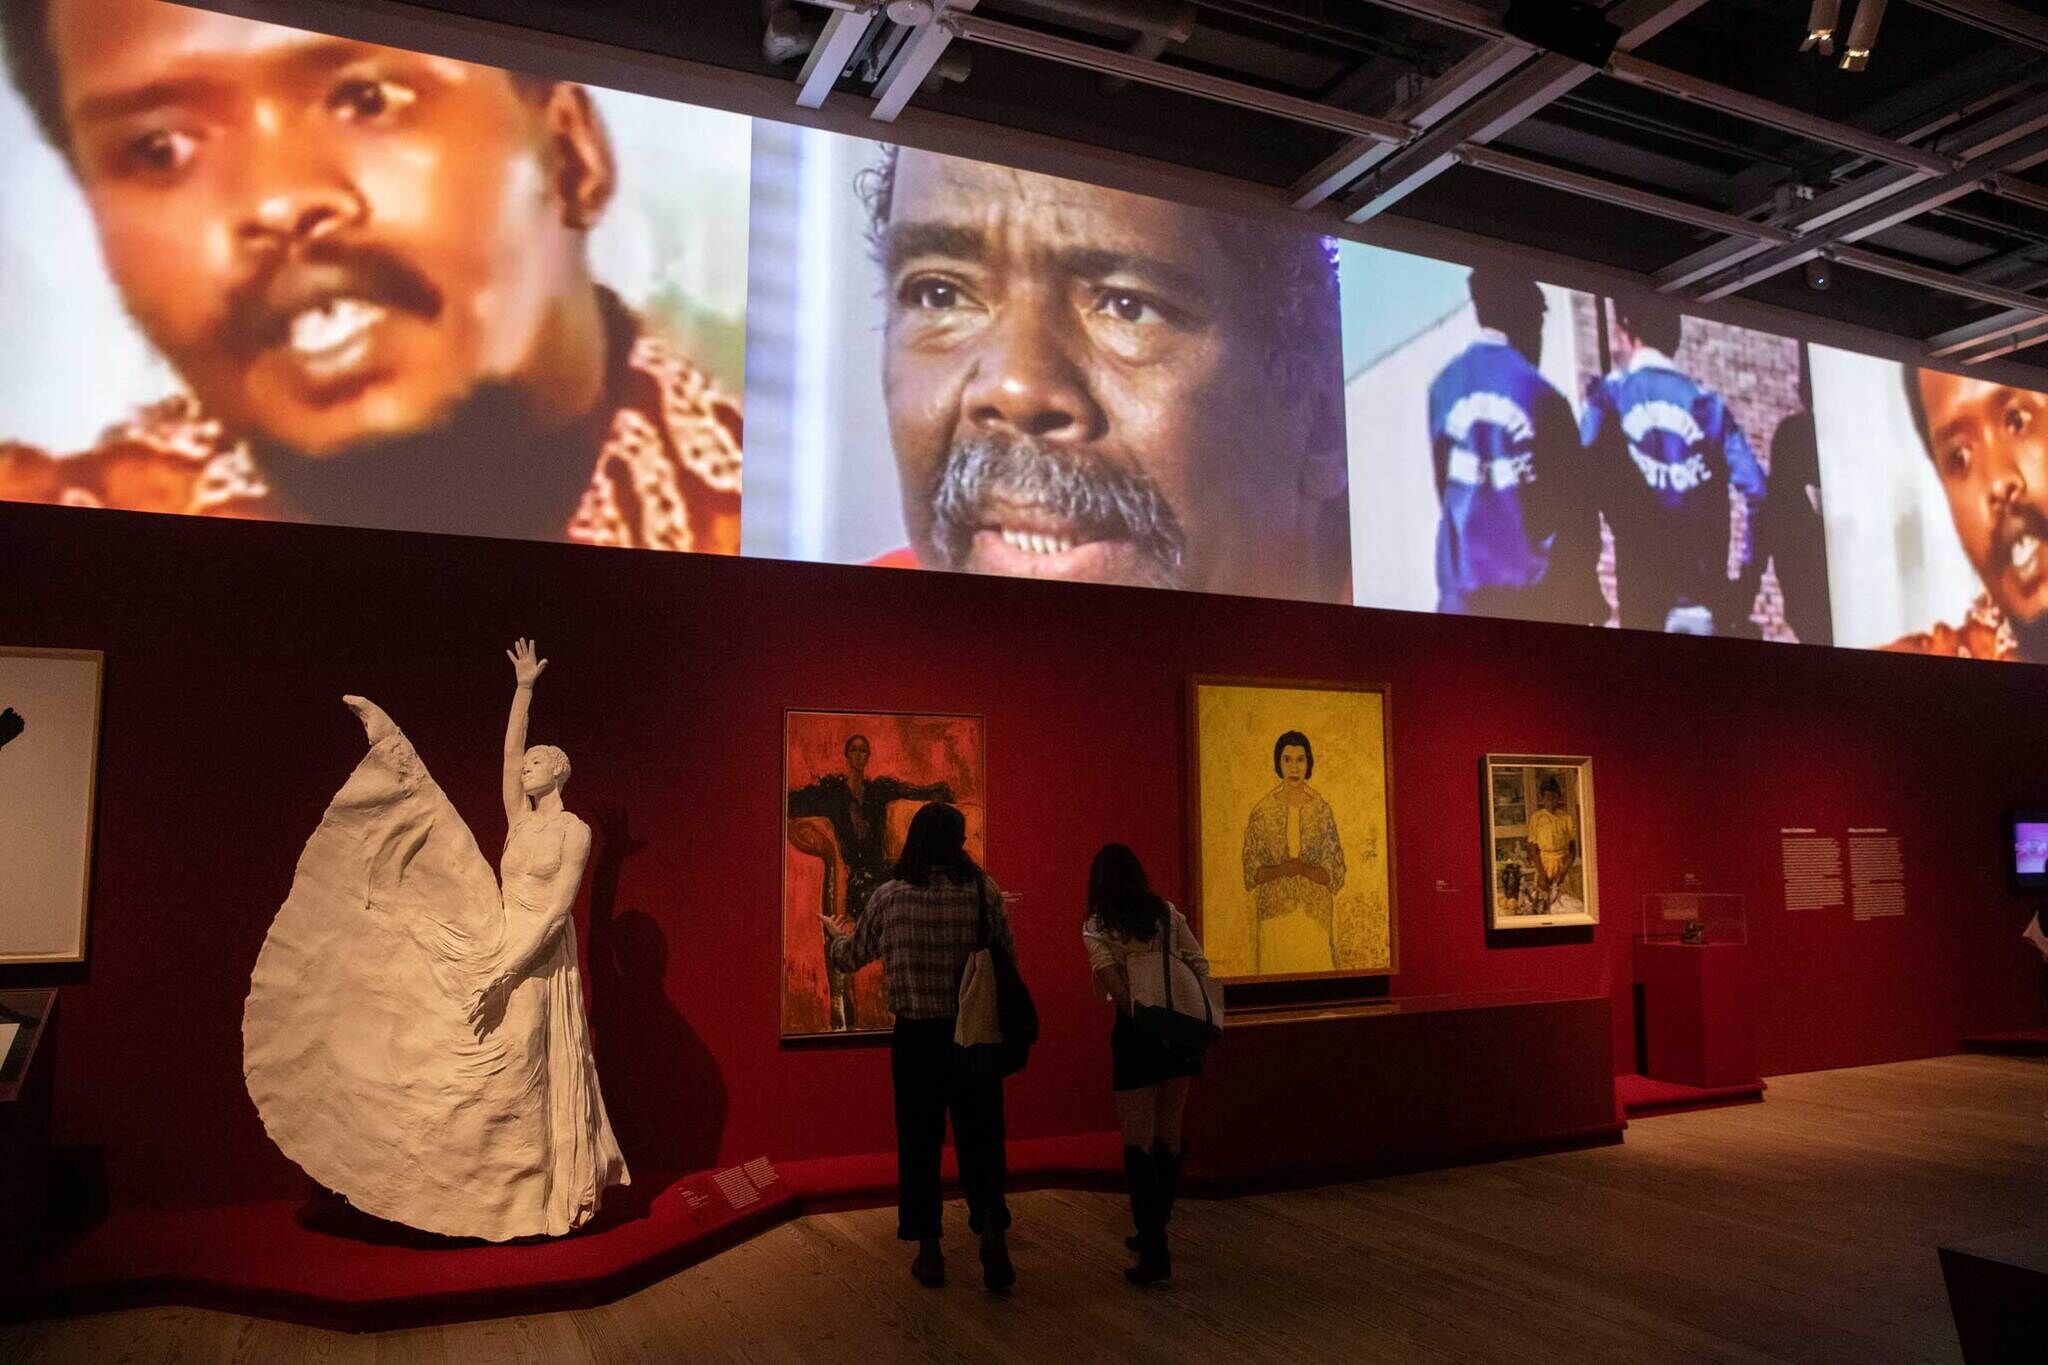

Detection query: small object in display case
xmin=1641 ymin=893 xmax=1747 ymax=946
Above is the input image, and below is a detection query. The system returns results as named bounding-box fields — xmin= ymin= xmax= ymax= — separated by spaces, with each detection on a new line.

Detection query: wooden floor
xmin=6 ymin=1054 xmax=2044 ymax=1363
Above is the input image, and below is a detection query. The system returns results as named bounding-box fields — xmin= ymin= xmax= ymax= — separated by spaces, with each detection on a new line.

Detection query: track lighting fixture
xmin=1800 ymin=0 xmax=1839 ymax=55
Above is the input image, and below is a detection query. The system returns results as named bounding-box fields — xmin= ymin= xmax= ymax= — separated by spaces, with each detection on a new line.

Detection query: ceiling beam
xmin=871 ymin=0 xmax=978 ymax=124
xmin=1657 ymin=91 xmax=2048 ymax=296
xmin=1691 ymin=115 xmax=2048 ymax=301
xmin=1904 ymin=0 xmax=2048 ymax=52
xmin=1337 ymin=0 xmax=1710 ymax=225
xmin=1956 ymin=319 xmax=2048 ymax=364
xmin=944 ymin=13 xmax=1409 ymax=142
xmin=1452 ymin=145 xmax=1797 ymax=243
xmin=1988 ymin=172 xmax=2048 ymax=215
xmin=1603 ymin=53 xmax=1957 ymax=175
xmin=1829 ymin=243 xmax=2048 ymax=317
xmin=795 ymin=7 xmax=874 ymax=110
xmin=1290 ymin=39 xmax=1531 ymax=209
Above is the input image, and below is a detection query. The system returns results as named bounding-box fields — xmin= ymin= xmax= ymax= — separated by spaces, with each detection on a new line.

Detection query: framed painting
xmin=1189 ymin=678 xmax=1396 ymax=985
xmin=0 ymin=647 xmax=104 ymax=964
xmin=1483 ymin=755 xmax=1597 ymax=930
xmin=781 ymin=709 xmax=986 ymax=1039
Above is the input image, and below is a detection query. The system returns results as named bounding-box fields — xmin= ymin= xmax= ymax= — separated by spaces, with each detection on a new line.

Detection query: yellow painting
xmin=1191 ymin=680 xmax=1395 ymax=982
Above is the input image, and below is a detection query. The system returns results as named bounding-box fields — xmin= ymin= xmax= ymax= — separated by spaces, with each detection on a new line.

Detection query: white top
xmin=1082 ymin=903 xmax=1211 ymax=978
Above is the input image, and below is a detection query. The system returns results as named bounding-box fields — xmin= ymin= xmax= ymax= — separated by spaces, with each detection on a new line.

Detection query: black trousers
xmin=891 ymin=1016 xmax=1011 ymax=1242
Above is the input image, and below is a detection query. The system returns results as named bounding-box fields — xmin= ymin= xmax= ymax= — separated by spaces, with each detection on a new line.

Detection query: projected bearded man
xmin=0 ymin=0 xmax=740 ymax=550
xmin=863 ymin=147 xmax=1351 ymax=601
xmin=1891 ymin=370 xmax=2048 ymax=661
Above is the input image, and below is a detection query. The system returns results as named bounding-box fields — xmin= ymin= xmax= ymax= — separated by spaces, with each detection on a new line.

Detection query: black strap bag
xmin=1128 ymin=911 xmax=1221 ymax=1059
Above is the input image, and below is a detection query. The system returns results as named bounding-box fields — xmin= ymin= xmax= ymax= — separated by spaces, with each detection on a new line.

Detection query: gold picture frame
xmin=1482 ymin=754 xmax=1597 ymax=930
xmin=1187 ymin=677 xmax=1397 ymax=985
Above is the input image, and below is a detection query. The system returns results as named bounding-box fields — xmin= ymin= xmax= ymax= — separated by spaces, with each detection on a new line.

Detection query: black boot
xmin=1125 ymin=1145 xmax=1170 ymax=1285
xmin=910 ymin=1237 xmax=945 ymax=1288
xmin=1126 ymin=1141 xmax=1179 ymax=1285
xmin=1121 ymin=1145 xmax=1153 ymax=1258
xmin=1153 ymin=1141 xmax=1183 ymax=1233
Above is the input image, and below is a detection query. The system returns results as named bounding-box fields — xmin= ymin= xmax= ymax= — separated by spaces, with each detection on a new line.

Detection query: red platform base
xmin=7 ymin=1166 xmax=795 ymax=1333
xmin=1616 ymin=1072 xmax=1767 ymax=1118
xmin=1961 ymin=1028 xmax=2048 ymax=1056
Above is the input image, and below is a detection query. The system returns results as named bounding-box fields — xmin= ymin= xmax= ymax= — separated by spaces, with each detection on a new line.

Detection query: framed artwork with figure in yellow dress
xmin=1188 ymin=678 xmax=1397 ymax=985
xmin=1483 ymin=754 xmax=1597 ymax=930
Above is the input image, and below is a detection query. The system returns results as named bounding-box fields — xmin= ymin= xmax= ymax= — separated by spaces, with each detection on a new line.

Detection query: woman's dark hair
xmin=1088 ymin=843 xmax=1167 ymax=942
xmin=892 ymin=802 xmax=981 ymax=886
xmin=1273 ymin=729 xmax=1314 ymax=779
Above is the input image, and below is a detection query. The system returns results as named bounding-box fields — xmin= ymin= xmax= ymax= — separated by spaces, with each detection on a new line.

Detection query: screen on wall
xmin=3 ymin=0 xmax=2044 ymax=667
xmin=2012 ymin=813 xmax=2048 ymax=888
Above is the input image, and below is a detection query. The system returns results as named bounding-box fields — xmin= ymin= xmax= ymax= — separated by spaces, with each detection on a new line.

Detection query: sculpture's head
xmin=521 ymin=743 xmax=571 ymax=796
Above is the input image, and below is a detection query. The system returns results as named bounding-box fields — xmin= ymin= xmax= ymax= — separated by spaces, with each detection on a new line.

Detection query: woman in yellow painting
xmin=1241 ymin=730 xmax=1347 ymax=973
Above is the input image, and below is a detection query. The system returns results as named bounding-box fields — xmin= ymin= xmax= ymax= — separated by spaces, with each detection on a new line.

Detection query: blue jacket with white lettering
xmin=1580 ymin=350 xmax=1768 ymax=633
xmin=1427 ymin=336 xmax=1600 ymax=623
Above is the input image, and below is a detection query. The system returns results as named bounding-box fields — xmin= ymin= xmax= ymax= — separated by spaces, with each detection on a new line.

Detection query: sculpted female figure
xmin=243 ymin=640 xmax=627 ymax=1241
xmin=1240 ymin=729 xmax=1347 ymax=974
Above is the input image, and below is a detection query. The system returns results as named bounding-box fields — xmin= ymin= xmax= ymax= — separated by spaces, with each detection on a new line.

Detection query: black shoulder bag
xmin=963 ymin=876 xmax=1038 ymax=1078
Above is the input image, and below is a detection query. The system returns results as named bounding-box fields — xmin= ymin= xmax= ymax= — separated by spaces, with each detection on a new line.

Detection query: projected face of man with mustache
xmin=868 ymin=148 xmax=1350 ymax=600
xmin=48 ymin=0 xmax=607 ymax=459
xmin=1 ymin=0 xmax=742 ymax=550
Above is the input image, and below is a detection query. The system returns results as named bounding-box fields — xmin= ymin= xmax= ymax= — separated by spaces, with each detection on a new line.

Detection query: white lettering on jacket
xmin=1444 ymin=391 xmax=1537 ymax=490
xmin=1621 ymin=399 xmax=1710 ymax=493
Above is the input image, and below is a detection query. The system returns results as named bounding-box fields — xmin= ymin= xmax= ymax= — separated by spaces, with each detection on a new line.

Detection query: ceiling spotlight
xmin=1804 ymin=256 xmax=1832 ymax=292
xmin=1840 ymin=0 xmax=1888 ymax=71
xmin=1800 ymin=0 xmax=1840 ymax=55
xmin=886 ymin=0 xmax=937 ymax=25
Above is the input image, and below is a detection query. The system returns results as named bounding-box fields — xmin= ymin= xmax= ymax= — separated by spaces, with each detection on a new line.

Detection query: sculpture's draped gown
xmin=243 ymin=717 xmax=627 ymax=1241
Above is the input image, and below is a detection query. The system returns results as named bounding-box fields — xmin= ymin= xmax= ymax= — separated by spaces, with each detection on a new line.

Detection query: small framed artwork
xmin=1188 ymin=677 xmax=1397 ymax=984
xmin=0 ymin=647 xmax=105 ymax=964
xmin=781 ymin=709 xmax=986 ymax=1040
xmin=1483 ymin=754 xmax=1597 ymax=930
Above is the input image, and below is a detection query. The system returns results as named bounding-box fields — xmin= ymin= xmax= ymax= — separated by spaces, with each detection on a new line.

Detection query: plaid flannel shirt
xmin=827 ymin=873 xmax=1015 ymax=1020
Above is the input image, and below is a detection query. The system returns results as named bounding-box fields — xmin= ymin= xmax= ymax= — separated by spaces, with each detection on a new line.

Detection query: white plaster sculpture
xmin=243 ymin=640 xmax=628 ymax=1240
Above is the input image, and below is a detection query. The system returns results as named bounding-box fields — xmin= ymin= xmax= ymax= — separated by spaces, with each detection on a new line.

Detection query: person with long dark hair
xmin=821 ymin=802 xmax=1017 ymax=1290
xmin=1082 ymin=843 xmax=1210 ymax=1284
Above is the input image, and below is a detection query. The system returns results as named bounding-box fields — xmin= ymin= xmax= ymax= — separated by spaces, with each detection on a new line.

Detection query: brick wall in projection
xmin=1 ymin=498 xmax=2043 ymax=1214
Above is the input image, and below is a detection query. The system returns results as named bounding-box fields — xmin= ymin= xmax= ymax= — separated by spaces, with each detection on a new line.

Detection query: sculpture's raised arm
xmin=503 ymin=639 xmax=547 ymax=827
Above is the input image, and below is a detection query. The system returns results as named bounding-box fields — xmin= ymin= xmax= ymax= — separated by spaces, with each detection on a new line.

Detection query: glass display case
xmin=1639 ymin=893 xmax=1747 ymax=946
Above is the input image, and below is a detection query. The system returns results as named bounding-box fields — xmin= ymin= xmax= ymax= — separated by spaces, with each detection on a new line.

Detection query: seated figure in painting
xmin=788 ymin=735 xmax=953 ymax=1031
xmin=242 ymin=639 xmax=627 ymax=1241
xmin=1241 ymin=730 xmax=1347 ymax=974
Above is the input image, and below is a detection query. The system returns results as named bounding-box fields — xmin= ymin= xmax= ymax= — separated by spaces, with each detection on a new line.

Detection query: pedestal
xmin=1939 ymin=1228 xmax=2048 ymax=1362
xmin=1633 ymin=942 xmax=1757 ymax=1088
xmin=1185 ymin=990 xmax=1619 ymax=1186
xmin=0 ymin=989 xmax=57 ymax=1282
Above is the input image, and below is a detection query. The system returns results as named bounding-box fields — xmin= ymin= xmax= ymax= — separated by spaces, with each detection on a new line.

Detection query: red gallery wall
xmin=3 ymin=499 xmax=2044 ymax=1214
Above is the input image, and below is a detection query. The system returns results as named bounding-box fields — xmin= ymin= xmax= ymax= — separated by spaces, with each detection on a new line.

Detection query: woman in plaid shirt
xmin=822 ymin=803 xmax=1018 ymax=1291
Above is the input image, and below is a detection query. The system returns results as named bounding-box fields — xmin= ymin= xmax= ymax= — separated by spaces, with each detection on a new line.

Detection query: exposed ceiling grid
xmin=381 ymin=0 xmax=2048 ymax=378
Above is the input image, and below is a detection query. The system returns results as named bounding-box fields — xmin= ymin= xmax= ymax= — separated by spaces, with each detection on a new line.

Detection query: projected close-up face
xmin=873 ymin=147 xmax=1344 ymax=598
xmin=1916 ymin=369 xmax=2048 ymax=625
xmin=37 ymin=0 xmax=611 ymax=459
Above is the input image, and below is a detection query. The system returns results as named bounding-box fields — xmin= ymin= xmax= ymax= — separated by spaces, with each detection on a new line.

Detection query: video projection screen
xmin=4 ymin=1 xmax=2045 ymax=665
